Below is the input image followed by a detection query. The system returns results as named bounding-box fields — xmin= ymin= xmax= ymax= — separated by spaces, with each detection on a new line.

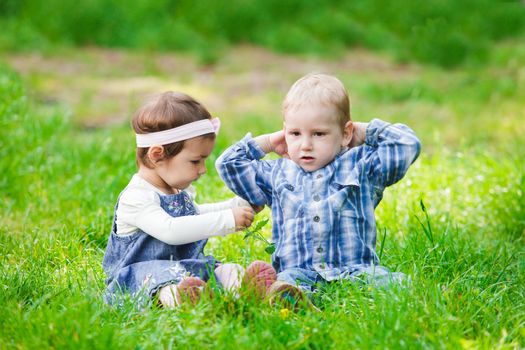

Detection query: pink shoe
xmin=175 ymin=277 xmax=208 ymax=305
xmin=242 ymin=260 xmax=277 ymax=299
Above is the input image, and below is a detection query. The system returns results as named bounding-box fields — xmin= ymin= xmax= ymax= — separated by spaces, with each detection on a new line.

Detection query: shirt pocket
xmin=328 ymin=181 xmax=360 ymax=211
xmin=339 ymin=207 xmax=362 ymax=227
xmin=340 ymin=209 xmax=358 ymax=217
xmin=275 ymin=181 xmax=303 ymax=218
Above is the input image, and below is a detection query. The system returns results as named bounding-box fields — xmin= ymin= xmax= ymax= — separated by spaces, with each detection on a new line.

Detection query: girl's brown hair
xmin=132 ymin=91 xmax=214 ymax=168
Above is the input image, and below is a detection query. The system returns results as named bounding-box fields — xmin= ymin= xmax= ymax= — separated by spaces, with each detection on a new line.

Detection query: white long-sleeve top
xmin=115 ymin=174 xmax=248 ymax=245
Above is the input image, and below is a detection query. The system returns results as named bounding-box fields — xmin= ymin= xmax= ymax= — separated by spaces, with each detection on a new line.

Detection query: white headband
xmin=136 ymin=118 xmax=221 ymax=147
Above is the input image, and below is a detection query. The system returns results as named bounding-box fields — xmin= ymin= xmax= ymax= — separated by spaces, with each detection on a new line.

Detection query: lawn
xmin=1 ymin=40 xmax=524 ymax=349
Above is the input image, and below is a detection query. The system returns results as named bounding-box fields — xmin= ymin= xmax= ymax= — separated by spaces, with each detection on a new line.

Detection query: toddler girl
xmin=103 ymin=91 xmax=275 ymax=308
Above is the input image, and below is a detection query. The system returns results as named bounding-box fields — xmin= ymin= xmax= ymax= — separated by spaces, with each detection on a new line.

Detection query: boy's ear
xmin=341 ymin=121 xmax=353 ymax=147
xmin=147 ymin=145 xmax=165 ymax=165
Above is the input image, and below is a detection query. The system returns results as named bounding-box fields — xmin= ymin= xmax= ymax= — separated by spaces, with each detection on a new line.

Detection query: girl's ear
xmin=341 ymin=121 xmax=353 ymax=147
xmin=147 ymin=145 xmax=165 ymax=165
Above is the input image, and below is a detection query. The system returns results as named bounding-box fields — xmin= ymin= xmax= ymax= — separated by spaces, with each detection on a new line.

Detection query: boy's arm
xmin=216 ymin=133 xmax=279 ymax=206
xmin=364 ymin=119 xmax=421 ymax=188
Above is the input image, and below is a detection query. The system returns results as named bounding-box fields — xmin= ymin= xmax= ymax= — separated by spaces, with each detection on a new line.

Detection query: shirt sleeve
xmin=215 ymin=133 xmax=275 ymax=206
xmin=364 ymin=119 xmax=421 ymax=188
xmin=116 ymin=187 xmax=236 ymax=245
xmin=195 ymin=200 xmax=233 ymax=214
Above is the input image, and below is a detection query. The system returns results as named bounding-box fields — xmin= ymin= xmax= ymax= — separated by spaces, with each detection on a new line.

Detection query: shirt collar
xmin=280 ymin=148 xmax=361 ymax=186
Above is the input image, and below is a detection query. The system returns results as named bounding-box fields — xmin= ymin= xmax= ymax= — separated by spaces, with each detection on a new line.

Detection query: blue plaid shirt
xmin=216 ymin=119 xmax=421 ymax=280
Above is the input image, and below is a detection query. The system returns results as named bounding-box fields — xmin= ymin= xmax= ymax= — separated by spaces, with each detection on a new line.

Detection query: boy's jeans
xmin=277 ymin=265 xmax=409 ymax=293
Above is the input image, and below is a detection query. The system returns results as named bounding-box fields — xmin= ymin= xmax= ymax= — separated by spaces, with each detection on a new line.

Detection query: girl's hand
xmin=251 ymin=204 xmax=265 ymax=213
xmin=268 ymin=130 xmax=289 ymax=158
xmin=233 ymin=206 xmax=255 ymax=230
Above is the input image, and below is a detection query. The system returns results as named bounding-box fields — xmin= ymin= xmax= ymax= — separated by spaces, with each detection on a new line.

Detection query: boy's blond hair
xmin=283 ymin=73 xmax=350 ymax=128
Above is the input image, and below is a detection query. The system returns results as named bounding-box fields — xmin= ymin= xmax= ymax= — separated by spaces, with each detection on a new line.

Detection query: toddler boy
xmin=216 ymin=73 xmax=421 ymax=299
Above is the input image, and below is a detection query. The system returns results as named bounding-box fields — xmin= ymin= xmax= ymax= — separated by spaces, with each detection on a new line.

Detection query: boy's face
xmin=284 ymin=104 xmax=352 ymax=172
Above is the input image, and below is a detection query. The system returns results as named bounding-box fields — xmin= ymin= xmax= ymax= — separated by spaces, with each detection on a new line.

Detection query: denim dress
xmin=102 ymin=190 xmax=217 ymax=304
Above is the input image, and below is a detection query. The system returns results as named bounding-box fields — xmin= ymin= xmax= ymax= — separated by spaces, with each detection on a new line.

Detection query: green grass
xmin=2 ymin=0 xmax=525 ymax=67
xmin=1 ymin=40 xmax=525 ymax=349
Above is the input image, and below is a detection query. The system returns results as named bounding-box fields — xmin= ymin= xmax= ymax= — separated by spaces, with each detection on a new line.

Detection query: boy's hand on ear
xmin=348 ymin=122 xmax=368 ymax=148
xmin=233 ymin=207 xmax=255 ymax=230
xmin=268 ymin=130 xmax=289 ymax=158
xmin=254 ymin=131 xmax=289 ymax=158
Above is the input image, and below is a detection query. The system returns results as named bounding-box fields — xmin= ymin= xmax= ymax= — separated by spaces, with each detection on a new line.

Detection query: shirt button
xmin=313 ymin=215 xmax=320 ymax=222
xmin=316 ymin=246 xmax=323 ymax=253
xmin=313 ymin=195 xmax=321 ymax=202
xmin=285 ymin=184 xmax=294 ymax=191
xmin=316 ymin=174 xmax=323 ymax=179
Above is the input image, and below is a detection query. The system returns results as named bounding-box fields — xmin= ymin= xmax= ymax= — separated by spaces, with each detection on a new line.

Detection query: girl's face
xmin=153 ymin=136 xmax=215 ymax=193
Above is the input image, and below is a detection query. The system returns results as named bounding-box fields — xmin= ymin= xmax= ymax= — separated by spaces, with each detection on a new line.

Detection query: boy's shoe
xmin=174 ymin=276 xmax=208 ymax=305
xmin=242 ymin=260 xmax=277 ymax=299
xmin=267 ymin=281 xmax=319 ymax=312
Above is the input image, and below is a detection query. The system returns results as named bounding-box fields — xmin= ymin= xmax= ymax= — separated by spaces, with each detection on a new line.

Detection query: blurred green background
xmin=2 ymin=0 xmax=525 ymax=67
xmin=1 ymin=1 xmax=525 ymax=349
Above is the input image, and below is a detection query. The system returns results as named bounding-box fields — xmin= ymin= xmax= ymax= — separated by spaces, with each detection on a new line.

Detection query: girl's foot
xmin=215 ymin=263 xmax=245 ymax=296
xmin=175 ymin=277 xmax=207 ymax=305
xmin=158 ymin=277 xmax=207 ymax=308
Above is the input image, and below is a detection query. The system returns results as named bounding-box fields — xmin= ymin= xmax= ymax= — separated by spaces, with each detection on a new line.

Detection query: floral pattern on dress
xmin=164 ymin=192 xmax=196 ymax=216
